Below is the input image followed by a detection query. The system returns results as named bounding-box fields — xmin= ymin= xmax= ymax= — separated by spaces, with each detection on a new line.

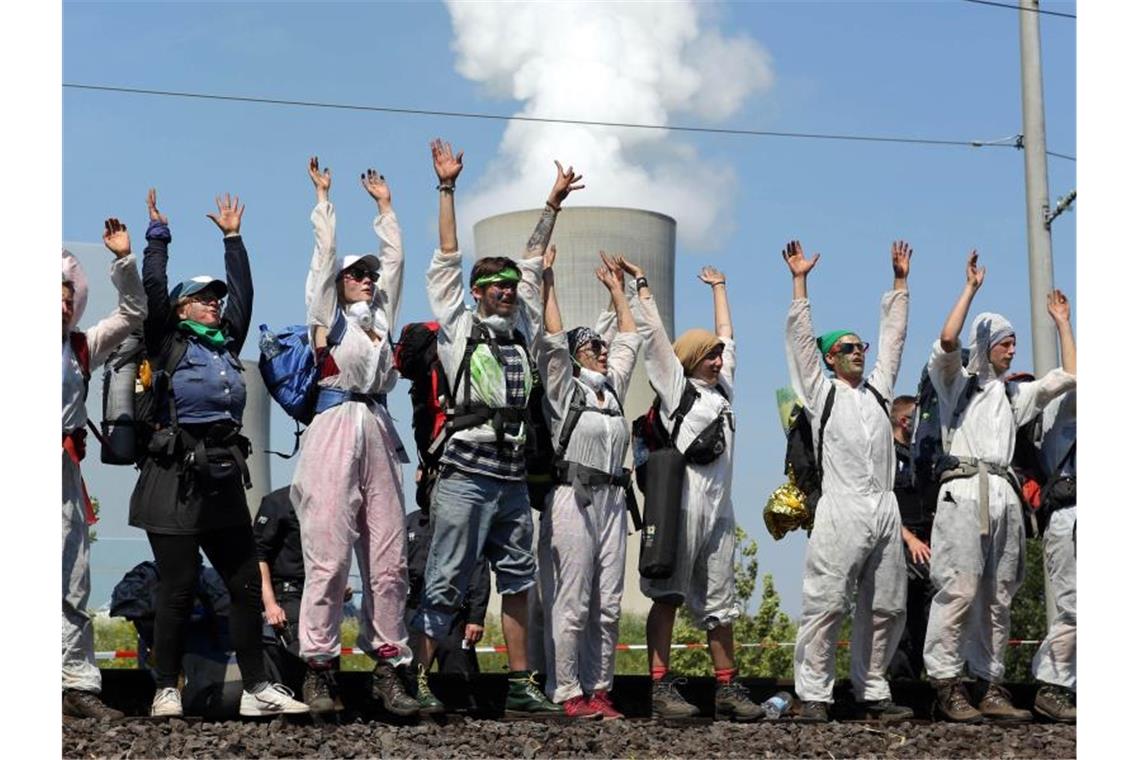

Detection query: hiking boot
xmin=370 ymin=661 xmax=420 ymax=717
xmin=505 ymin=671 xmax=562 ymax=716
xmin=978 ymin=681 xmax=1032 ymax=722
xmin=303 ymin=666 xmax=339 ymax=714
xmin=412 ymin=663 xmax=446 ymax=715
xmin=62 ymin=689 xmax=124 ymax=720
xmin=149 ymin=686 xmax=184 ymax=718
xmin=652 ymin=673 xmax=700 ymax=719
xmin=239 ymin=683 xmax=310 ymax=716
xmin=931 ymin=677 xmax=982 ymax=723
xmin=858 ymin=698 xmax=915 ymax=723
xmin=587 ymin=690 xmax=625 ymax=720
xmin=1034 ymin=684 xmax=1076 ymax=723
xmin=797 ymin=700 xmax=829 ymax=723
xmin=715 ymin=679 xmax=764 ymax=722
xmin=562 ymin=694 xmax=604 ymax=720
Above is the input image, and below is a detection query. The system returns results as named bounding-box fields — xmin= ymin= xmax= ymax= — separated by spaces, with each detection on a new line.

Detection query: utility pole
xmin=1019 ymin=0 xmax=1060 ymax=375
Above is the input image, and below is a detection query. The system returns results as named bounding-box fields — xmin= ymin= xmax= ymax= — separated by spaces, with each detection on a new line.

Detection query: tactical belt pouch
xmin=638 ymin=447 xmax=686 ymax=579
xmin=682 ymin=414 xmax=728 ymax=466
xmin=185 ymin=423 xmax=253 ymax=490
xmin=1042 ymin=475 xmax=1076 ymax=511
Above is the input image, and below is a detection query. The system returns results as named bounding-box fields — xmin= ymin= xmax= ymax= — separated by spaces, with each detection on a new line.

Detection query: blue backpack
xmin=257 ymin=314 xmax=347 ymax=455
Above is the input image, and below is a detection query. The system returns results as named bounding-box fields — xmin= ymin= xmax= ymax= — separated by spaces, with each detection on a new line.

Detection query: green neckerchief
xmin=179 ymin=320 xmax=228 ymax=348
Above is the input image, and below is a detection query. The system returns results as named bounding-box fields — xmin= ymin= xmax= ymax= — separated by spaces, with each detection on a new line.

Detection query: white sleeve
xmin=306 ymin=201 xmax=339 ymax=331
xmin=866 ymin=289 xmax=909 ymax=400
xmin=86 ymin=254 xmax=148 ymax=368
xmin=605 ymin=330 xmax=643 ymax=404
xmin=633 ymin=292 xmax=687 ymax=416
xmin=785 ymin=298 xmax=828 ymax=414
xmin=1008 ymin=367 xmax=1077 ymax=427
xmin=373 ymin=210 xmax=404 ymax=334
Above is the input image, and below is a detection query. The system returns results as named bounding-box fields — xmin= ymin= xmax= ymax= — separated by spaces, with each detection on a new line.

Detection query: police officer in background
xmin=886 ymin=395 xmax=935 ymax=681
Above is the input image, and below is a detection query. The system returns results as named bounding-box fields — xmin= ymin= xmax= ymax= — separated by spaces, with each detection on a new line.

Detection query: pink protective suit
xmin=291 ymin=200 xmax=412 ymax=665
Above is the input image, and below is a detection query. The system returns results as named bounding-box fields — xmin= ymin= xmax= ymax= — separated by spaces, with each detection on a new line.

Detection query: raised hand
xmin=598 ymin=251 xmax=625 ymax=286
xmin=698 ymin=266 xmax=726 ymax=287
xmin=308 ymin=156 xmax=331 ymax=199
xmin=613 ymin=254 xmax=643 ymax=280
xmin=431 ymin=138 xmax=464 ymax=185
xmin=891 ymin=240 xmax=913 ymax=280
xmin=782 ymin=240 xmax=820 ymax=278
xmin=1046 ymin=288 xmax=1071 ymax=324
xmin=547 ymin=160 xmax=584 ymax=210
xmin=595 ymin=262 xmax=623 ymax=292
xmin=360 ymin=168 xmax=391 ymax=207
xmin=543 ymin=243 xmax=558 ymax=271
xmin=102 ymin=217 xmax=131 ymax=258
xmin=146 ymin=188 xmax=168 ymax=225
xmin=206 ymin=193 xmax=245 ymax=236
xmin=965 ymin=250 xmax=985 ymax=290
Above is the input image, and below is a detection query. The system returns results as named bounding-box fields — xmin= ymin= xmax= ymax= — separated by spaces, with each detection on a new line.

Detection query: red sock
xmin=651 ymin=666 xmax=668 ymax=682
xmin=715 ymin=668 xmax=736 ymax=685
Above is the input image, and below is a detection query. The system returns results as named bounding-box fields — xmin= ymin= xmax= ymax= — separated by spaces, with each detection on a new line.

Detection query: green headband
xmin=473 ymin=269 xmax=521 ymax=287
xmin=816 ymin=329 xmax=858 ymax=357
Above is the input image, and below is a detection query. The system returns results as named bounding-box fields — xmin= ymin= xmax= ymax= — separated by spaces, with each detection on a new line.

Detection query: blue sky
xmin=61 ymin=0 xmax=1075 ymax=616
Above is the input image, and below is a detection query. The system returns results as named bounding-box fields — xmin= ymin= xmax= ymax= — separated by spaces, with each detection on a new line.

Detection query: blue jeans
xmin=411 ymin=468 xmax=535 ymax=639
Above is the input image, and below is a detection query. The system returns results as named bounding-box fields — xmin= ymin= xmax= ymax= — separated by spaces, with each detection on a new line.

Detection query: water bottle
xmin=259 ymin=329 xmax=282 ymax=360
xmin=760 ymin=691 xmax=792 ymax=719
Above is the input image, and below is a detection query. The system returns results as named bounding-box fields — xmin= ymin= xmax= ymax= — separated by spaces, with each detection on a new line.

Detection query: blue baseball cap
xmin=169 ymin=275 xmax=227 ymax=303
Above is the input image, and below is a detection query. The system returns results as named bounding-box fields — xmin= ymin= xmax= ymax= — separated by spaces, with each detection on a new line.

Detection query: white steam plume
xmin=445 ymin=0 xmax=774 ymax=251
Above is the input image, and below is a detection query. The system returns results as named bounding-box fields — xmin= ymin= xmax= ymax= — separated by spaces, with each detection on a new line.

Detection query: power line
xmin=960 ymin=0 xmax=1076 ymax=20
xmin=64 ymin=82 xmax=1073 ymax=161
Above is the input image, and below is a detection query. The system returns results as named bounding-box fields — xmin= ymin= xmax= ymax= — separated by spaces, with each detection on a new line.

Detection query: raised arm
xmin=206 ymin=192 xmax=252 ymax=352
xmin=524 ymin=160 xmax=584 ymax=259
xmin=782 ymin=240 xmax=829 ymax=411
xmin=541 ymin=244 xmax=563 ymax=335
xmin=867 ymin=240 xmax=912 ymax=398
xmin=698 ymin=266 xmax=732 ymax=340
xmin=939 ymin=250 xmax=985 ymax=352
xmin=432 ymin=138 xmax=462 ymax=254
xmin=85 ymin=219 xmax=147 ymax=367
xmin=141 ymin=189 xmax=175 ymax=357
xmin=1047 ymin=289 xmax=1076 ymax=377
xmin=597 ymin=253 xmax=641 ymax=400
xmin=534 ymin=244 xmax=575 ymax=417
xmin=305 ymin=157 xmax=339 ymax=347
xmin=363 ymin=168 xmax=404 ymax=331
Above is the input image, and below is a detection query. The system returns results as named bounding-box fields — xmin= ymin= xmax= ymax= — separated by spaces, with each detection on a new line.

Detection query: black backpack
xmin=784 ymin=382 xmax=890 ymax=529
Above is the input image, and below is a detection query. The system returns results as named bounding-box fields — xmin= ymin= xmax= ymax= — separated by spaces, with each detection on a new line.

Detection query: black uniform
xmin=888 ymin=439 xmax=936 ymax=680
xmin=405 ymin=511 xmax=490 ymax=677
xmin=253 ymin=486 xmax=305 ymax=690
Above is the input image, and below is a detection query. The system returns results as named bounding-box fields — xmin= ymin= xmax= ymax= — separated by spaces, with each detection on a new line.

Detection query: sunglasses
xmin=578 ymin=338 xmax=607 ymax=355
xmin=833 ymin=342 xmax=870 ymax=355
xmin=189 ymin=292 xmax=222 ymax=305
xmin=344 ymin=268 xmax=380 ymax=283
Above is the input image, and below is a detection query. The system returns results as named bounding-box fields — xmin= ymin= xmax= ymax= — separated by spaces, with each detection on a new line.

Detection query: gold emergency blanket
xmin=764 ymin=476 xmax=812 ymax=540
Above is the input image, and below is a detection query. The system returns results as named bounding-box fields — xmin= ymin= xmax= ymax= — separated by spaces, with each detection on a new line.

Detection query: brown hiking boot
xmin=797 ymin=700 xmax=829 ymax=722
xmin=978 ymin=681 xmax=1032 ymax=722
xmin=1034 ymin=684 xmax=1076 ymax=723
xmin=63 ymin=689 xmax=125 ymax=720
xmin=931 ymin=677 xmax=983 ymax=723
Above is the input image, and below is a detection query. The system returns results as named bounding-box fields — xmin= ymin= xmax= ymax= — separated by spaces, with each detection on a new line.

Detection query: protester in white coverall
xmin=535 ymin=249 xmax=642 ymax=719
xmin=290 ymin=158 xmax=419 ymax=716
xmin=783 ymin=240 xmax=913 ymax=723
xmin=62 ymin=225 xmax=146 ymax=720
xmin=626 ymin=258 xmax=763 ymax=722
xmin=1031 ymin=387 xmax=1076 ymax=723
xmin=923 ymin=252 xmax=1076 ymax=723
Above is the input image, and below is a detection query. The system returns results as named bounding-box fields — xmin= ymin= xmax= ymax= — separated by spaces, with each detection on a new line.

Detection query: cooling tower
xmin=241 ymin=359 xmax=272 ymax=518
xmin=474 ymin=207 xmax=677 ymax=618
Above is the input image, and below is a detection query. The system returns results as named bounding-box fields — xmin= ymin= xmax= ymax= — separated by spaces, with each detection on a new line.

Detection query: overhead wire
xmin=63 ymin=82 xmax=1076 ymax=162
xmin=960 ymin=0 xmax=1076 ymax=19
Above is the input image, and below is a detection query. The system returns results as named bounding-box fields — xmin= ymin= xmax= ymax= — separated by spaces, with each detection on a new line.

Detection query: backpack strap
xmin=69 ymin=332 xmax=91 ymax=386
xmin=554 ymin=380 xmax=624 ymax=461
xmin=943 ymin=373 xmax=981 ymax=452
xmin=667 ymin=381 xmax=701 ymax=447
xmin=815 ymin=384 xmax=838 ymax=479
xmin=864 ymin=383 xmax=891 ymax=420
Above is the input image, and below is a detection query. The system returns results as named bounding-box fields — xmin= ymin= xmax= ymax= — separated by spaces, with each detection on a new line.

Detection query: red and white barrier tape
xmin=96 ymin=639 xmax=1044 ymax=660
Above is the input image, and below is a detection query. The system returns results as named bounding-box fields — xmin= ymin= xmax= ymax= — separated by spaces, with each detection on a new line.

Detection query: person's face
xmin=989 ymin=336 xmax=1016 ymax=375
xmin=893 ymin=403 xmax=916 ymax=441
xmin=339 ymin=265 xmax=377 ymax=304
xmin=575 ymin=338 xmax=609 ymax=374
xmin=176 ymin=289 xmax=223 ymax=327
xmin=693 ymin=344 xmax=724 ymax=384
xmin=826 ymin=335 xmax=867 ymax=383
xmin=474 ymin=280 xmax=518 ymax=318
xmin=62 ymin=283 xmax=75 ymax=335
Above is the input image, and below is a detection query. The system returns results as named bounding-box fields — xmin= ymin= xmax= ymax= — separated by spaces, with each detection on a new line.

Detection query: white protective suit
xmin=1031 ymin=390 xmax=1076 ymax=690
xmin=633 ymin=293 xmax=741 ymax=628
xmin=291 ymin=200 xmax=413 ymax=665
xmin=787 ymin=291 xmax=909 ymax=703
xmin=536 ymin=324 xmax=641 ymax=703
xmin=62 ymin=249 xmax=146 ymax=692
xmin=922 ymin=312 xmax=1075 ymax=682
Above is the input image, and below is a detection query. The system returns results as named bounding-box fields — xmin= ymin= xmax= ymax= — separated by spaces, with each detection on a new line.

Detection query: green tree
xmin=668 ymin=527 xmax=799 ymax=677
xmin=1005 ymin=537 xmax=1046 ymax=681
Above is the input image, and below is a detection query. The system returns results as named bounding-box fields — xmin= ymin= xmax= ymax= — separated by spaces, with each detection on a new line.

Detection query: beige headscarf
xmin=672 ymin=328 xmax=722 ymax=377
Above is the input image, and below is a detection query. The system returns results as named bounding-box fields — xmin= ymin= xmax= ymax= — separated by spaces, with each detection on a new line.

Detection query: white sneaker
xmin=239 ymin=683 xmax=310 ymax=716
xmin=150 ymin=687 xmax=183 ymax=718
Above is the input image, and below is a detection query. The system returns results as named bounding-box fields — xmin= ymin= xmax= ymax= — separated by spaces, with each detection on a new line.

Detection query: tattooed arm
xmin=523 ymin=160 xmax=584 ymax=258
